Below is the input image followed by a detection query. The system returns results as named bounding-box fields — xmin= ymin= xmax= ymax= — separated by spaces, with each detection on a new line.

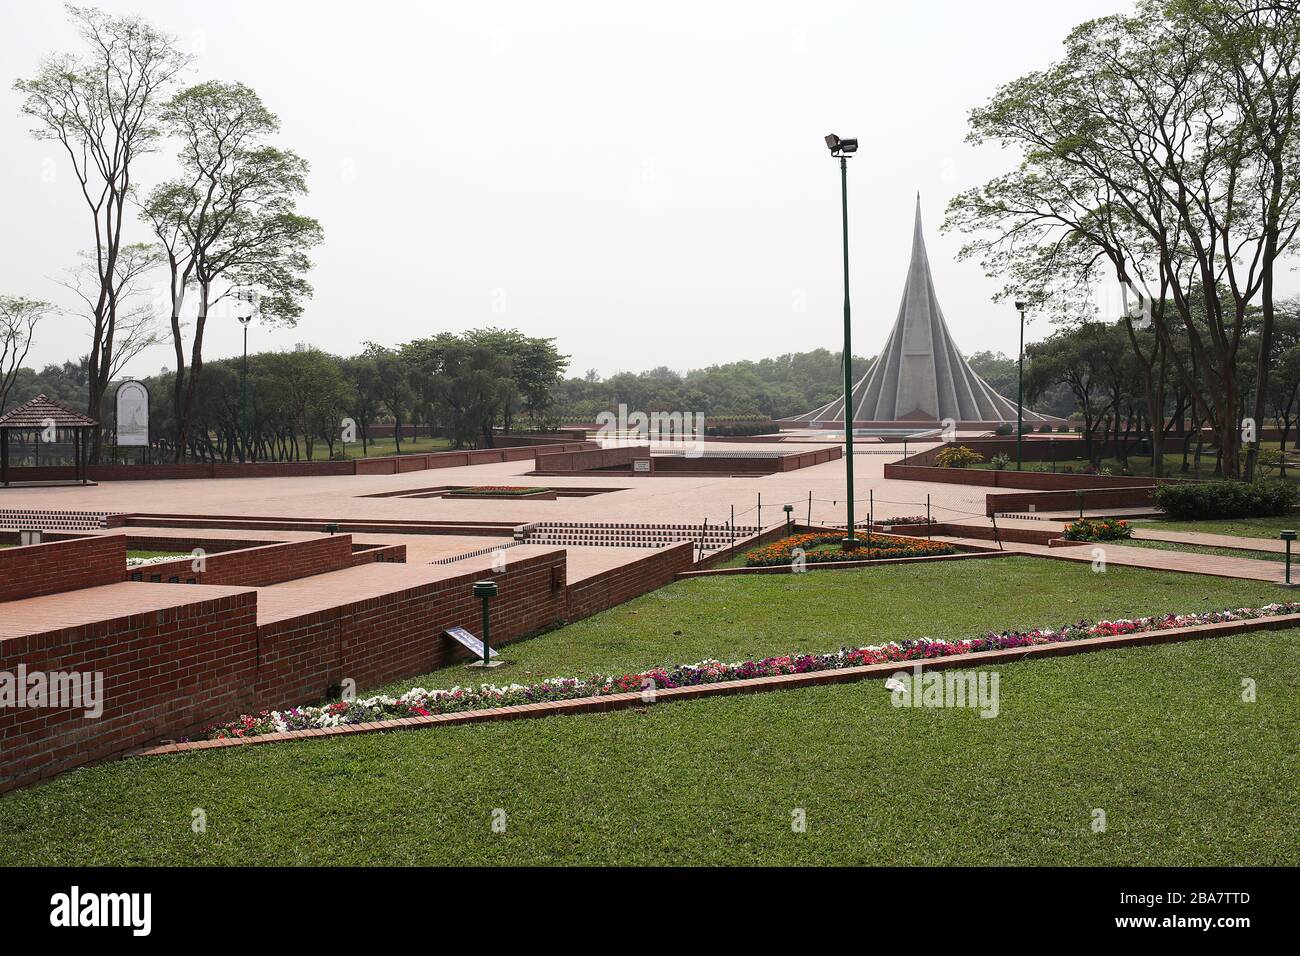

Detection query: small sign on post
xmin=444 ymin=626 xmax=499 ymax=660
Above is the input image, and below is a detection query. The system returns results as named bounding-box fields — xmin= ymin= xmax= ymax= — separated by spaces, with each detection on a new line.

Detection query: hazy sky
xmin=3 ymin=0 xmax=1138 ymax=380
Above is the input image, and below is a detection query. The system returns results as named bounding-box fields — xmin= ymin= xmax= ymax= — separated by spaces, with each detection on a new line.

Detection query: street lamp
xmin=826 ymin=133 xmax=859 ymax=549
xmin=236 ymin=291 xmax=254 ymax=463
xmin=1282 ymin=530 xmax=1296 ymax=585
xmin=783 ymin=503 xmax=793 ymax=534
xmin=1014 ymin=300 xmax=1027 ymax=471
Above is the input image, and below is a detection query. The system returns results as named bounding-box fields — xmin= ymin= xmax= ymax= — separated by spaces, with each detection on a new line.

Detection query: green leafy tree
xmin=143 ymin=80 xmax=323 ymax=460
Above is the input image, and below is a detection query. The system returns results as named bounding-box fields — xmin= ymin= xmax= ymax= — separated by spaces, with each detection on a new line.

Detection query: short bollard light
xmin=325 ymin=522 xmax=339 ymax=535
xmin=1281 ymin=530 xmax=1297 ymax=585
xmin=783 ymin=504 xmax=793 ymax=534
xmin=470 ymin=579 xmax=501 ymax=667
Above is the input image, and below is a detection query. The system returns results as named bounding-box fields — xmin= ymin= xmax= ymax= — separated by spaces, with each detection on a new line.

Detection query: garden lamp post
xmin=237 ymin=300 xmax=253 ymax=463
xmin=472 ymin=580 xmax=499 ymax=665
xmin=1282 ymin=530 xmax=1297 ymax=585
xmin=826 ymin=133 xmax=860 ymax=549
xmin=1015 ymin=300 xmax=1027 ymax=471
xmin=783 ymin=503 xmax=793 ymax=534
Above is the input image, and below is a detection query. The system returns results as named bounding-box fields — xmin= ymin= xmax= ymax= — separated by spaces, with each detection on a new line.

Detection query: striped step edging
xmin=129 ymin=611 xmax=1300 ymax=758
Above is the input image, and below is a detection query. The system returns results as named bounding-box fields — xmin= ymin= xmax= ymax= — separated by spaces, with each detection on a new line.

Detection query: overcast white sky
xmin=3 ymin=0 xmax=1142 ymax=379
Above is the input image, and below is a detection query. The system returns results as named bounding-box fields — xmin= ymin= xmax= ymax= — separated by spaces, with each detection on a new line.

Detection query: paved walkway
xmin=1130 ymin=528 xmax=1288 ymax=553
xmin=936 ymin=536 xmax=1289 ymax=584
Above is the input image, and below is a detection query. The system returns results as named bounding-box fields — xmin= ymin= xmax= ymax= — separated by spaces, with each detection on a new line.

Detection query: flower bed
xmin=743 ymin=531 xmax=955 ymax=567
xmin=448 ymin=485 xmax=551 ymax=497
xmin=200 ymin=601 xmax=1300 ymax=740
xmin=1062 ymin=517 xmax=1134 ymax=541
xmin=874 ymin=515 xmax=930 ymax=526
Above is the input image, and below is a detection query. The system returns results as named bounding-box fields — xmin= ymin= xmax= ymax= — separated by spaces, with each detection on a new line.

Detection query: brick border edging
xmin=677 ymin=550 xmax=1010 ymax=578
xmin=128 ymin=612 xmax=1300 ymax=758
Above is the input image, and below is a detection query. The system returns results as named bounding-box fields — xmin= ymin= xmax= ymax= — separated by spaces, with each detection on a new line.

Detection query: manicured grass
xmin=310 ymin=436 xmax=453 ymax=460
xmin=1134 ymin=515 xmax=1300 ymax=539
xmin=372 ymin=556 xmax=1287 ymax=695
xmin=0 ymin=626 xmax=1295 ymax=866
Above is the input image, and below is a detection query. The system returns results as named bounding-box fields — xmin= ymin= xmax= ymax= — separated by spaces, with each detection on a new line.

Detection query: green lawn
xmin=372 ymin=556 xmax=1286 ymax=694
xmin=0 ymin=627 xmax=1294 ymax=866
xmin=0 ymin=558 xmax=1293 ymax=866
xmin=1133 ymin=515 xmax=1299 ymax=539
xmin=310 ymin=436 xmax=453 ymax=460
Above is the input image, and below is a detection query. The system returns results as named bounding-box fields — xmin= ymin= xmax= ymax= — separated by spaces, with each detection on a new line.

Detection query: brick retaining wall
xmin=0 ymin=587 xmax=259 ymax=792
xmin=566 ymin=541 xmax=695 ymax=620
xmin=126 ymin=535 xmax=358 ymax=587
xmin=0 ymin=535 xmax=125 ymax=603
xmin=1 ymin=442 xmax=596 ymax=483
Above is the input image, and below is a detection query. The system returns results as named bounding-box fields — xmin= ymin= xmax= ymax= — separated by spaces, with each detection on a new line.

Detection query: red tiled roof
xmin=0 ymin=394 xmax=97 ymax=428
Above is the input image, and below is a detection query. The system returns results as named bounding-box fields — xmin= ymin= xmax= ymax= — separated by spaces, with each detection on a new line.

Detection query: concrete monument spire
xmin=785 ymin=195 xmax=1054 ymax=426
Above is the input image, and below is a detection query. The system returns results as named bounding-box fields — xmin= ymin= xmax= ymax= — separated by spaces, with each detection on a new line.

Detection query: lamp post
xmin=826 ymin=133 xmax=860 ymax=548
xmin=236 ymin=292 xmax=253 ymax=463
xmin=1282 ymin=530 xmax=1297 ymax=585
xmin=1014 ymin=300 xmax=1027 ymax=471
xmin=472 ymin=580 xmax=499 ymax=666
xmin=783 ymin=503 xmax=793 ymax=535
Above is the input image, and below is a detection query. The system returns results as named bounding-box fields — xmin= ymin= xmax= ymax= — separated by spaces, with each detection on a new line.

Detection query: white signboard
xmin=444 ymin=626 xmax=498 ymax=658
xmin=633 ymin=459 xmax=652 ymax=473
xmin=115 ymin=381 xmax=149 ymax=447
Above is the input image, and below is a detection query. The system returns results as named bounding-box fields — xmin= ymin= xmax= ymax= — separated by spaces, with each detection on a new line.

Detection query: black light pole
xmin=1015 ymin=300 xmax=1027 ymax=471
xmin=237 ymin=290 xmax=253 ymax=463
xmin=826 ymin=133 xmax=860 ymax=549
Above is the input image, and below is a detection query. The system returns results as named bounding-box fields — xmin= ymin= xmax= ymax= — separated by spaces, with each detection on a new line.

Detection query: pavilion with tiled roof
xmin=0 ymin=394 xmax=98 ymax=486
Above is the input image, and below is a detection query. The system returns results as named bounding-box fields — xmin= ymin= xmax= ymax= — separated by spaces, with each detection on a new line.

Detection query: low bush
xmin=1153 ymin=480 xmax=1298 ymax=521
xmin=934 ymin=445 xmax=985 ymax=468
xmin=994 ymin=422 xmax=1013 ymax=436
xmin=1062 ymin=517 xmax=1134 ymax=542
xmin=990 ymin=452 xmax=1011 ymax=471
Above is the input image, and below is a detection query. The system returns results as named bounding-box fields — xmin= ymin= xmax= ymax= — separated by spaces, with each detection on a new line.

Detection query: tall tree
xmin=15 ymin=5 xmax=186 ymax=457
xmin=143 ymin=81 xmax=323 ymax=460
xmin=0 ymin=297 xmax=53 ymax=414
xmin=59 ymin=243 xmax=164 ymax=384
xmin=948 ymin=0 xmax=1300 ymax=479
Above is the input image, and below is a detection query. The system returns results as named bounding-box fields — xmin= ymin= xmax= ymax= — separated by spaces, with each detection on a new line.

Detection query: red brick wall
xmin=255 ymin=550 xmax=570 ymax=708
xmin=536 ymin=445 xmax=646 ymax=472
xmin=0 ymin=536 xmax=700 ymax=791
xmin=351 ymin=543 xmax=407 ymax=565
xmin=2 ymin=443 xmax=597 ymax=483
xmin=566 ymin=541 xmax=695 ymax=620
xmin=988 ymin=486 xmax=1161 ymax=515
xmin=0 ymin=535 xmax=125 ymax=603
xmin=127 ymin=535 xmax=357 ymax=587
xmin=883 ymin=461 xmax=1185 ymax=491
xmin=0 ymin=588 xmax=259 ymax=793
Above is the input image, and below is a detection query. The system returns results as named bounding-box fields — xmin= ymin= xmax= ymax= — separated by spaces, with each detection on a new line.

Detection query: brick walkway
xmin=936 ymin=536 xmax=1289 ymax=583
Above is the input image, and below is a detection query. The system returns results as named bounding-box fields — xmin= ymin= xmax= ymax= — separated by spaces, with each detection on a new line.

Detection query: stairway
xmin=518 ymin=521 xmax=759 ymax=552
xmin=0 ymin=509 xmax=117 ymax=532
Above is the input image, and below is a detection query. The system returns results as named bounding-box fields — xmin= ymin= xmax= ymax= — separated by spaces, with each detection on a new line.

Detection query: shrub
xmin=1057 ymin=423 xmax=1072 ymax=433
xmin=1038 ymin=423 xmax=1054 ymax=433
xmin=990 ymin=453 xmax=1011 ymax=471
xmin=1152 ymin=479 xmax=1299 ymax=520
xmin=994 ymin=422 xmax=1013 ymax=436
xmin=1062 ymin=517 xmax=1134 ymax=541
xmin=1259 ymin=448 xmax=1285 ymax=474
xmin=934 ymin=445 xmax=985 ymax=468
